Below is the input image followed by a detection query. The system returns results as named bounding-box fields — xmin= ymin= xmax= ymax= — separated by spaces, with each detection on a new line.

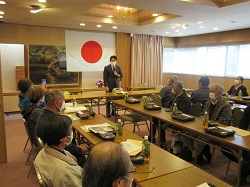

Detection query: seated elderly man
xmin=36 ymin=89 xmax=87 ymax=167
xmin=171 ymin=81 xmax=191 ymax=114
xmin=190 ymin=76 xmax=210 ymax=106
xmin=151 ymin=75 xmax=178 ymax=144
xmin=228 ymin=76 xmax=248 ymax=96
xmin=34 ymin=115 xmax=83 ymax=187
xmin=82 ymin=142 xmax=134 ymax=187
xmin=180 ymin=83 xmax=232 ymax=165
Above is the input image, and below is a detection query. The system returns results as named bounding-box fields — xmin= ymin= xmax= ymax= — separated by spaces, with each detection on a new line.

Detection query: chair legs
xmin=23 ymin=137 xmax=29 ymax=153
xmin=226 ymin=160 xmax=231 ymax=175
xmin=25 ymin=147 xmax=34 ymax=165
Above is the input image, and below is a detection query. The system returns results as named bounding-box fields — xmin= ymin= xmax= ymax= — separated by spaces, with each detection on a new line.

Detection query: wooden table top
xmin=229 ymin=95 xmax=250 ymax=105
xmin=112 ymin=99 xmax=250 ymax=151
xmin=126 ymin=86 xmax=156 ymax=91
xmin=62 ymin=87 xmax=106 ymax=93
xmin=64 ymin=90 xmax=160 ymax=101
xmin=72 ymin=114 xmax=193 ymax=183
xmin=138 ymin=167 xmax=232 ymax=187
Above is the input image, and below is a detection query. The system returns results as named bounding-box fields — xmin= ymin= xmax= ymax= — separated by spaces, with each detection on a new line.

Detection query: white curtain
xmin=131 ymin=34 xmax=163 ymax=86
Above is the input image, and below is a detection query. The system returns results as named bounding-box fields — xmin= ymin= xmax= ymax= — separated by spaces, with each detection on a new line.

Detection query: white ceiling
xmin=1 ymin=0 xmax=250 ymax=37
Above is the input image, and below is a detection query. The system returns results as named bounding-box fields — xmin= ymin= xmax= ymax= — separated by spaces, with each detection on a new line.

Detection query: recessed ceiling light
xmin=97 ymin=25 xmax=102 ymax=28
xmin=175 ymin=30 xmax=179 ymax=32
xmin=38 ymin=0 xmax=46 ymax=2
xmin=197 ymin=21 xmax=203 ymax=24
xmin=171 ymin=26 xmax=176 ymax=29
xmin=179 ymin=33 xmax=183 ymax=35
xmin=0 ymin=15 xmax=3 ymax=18
xmin=0 ymin=1 xmax=6 ymax=4
xmin=112 ymin=26 xmax=117 ymax=29
xmin=108 ymin=15 xmax=113 ymax=18
xmin=0 ymin=11 xmax=4 ymax=14
xmin=165 ymin=31 xmax=169 ymax=34
xmin=152 ymin=13 xmax=158 ymax=17
xmin=213 ymin=27 xmax=218 ymax=30
xmin=182 ymin=24 xmax=188 ymax=29
xmin=199 ymin=26 xmax=204 ymax=28
xmin=80 ymin=23 xmax=85 ymax=26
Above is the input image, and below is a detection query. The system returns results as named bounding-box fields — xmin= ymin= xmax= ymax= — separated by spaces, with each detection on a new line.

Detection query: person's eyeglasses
xmin=123 ymin=176 xmax=134 ymax=182
xmin=129 ymin=166 xmax=155 ymax=174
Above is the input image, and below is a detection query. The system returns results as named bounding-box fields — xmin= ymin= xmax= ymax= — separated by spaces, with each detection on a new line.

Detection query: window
xmin=163 ymin=44 xmax=250 ymax=78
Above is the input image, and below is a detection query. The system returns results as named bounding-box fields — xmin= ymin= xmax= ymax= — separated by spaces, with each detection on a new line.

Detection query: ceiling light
xmin=30 ymin=5 xmax=42 ymax=13
xmin=0 ymin=1 xmax=6 ymax=4
xmin=213 ymin=27 xmax=218 ymax=30
xmin=217 ymin=0 xmax=230 ymax=2
xmin=199 ymin=26 xmax=204 ymax=28
xmin=152 ymin=13 xmax=158 ymax=17
xmin=0 ymin=15 xmax=2 ymax=18
xmin=197 ymin=21 xmax=203 ymax=24
xmin=112 ymin=26 xmax=117 ymax=29
xmin=38 ymin=0 xmax=46 ymax=2
xmin=108 ymin=15 xmax=113 ymax=18
xmin=97 ymin=25 xmax=102 ymax=28
xmin=165 ymin=32 xmax=169 ymax=34
xmin=171 ymin=26 xmax=176 ymax=29
xmin=179 ymin=33 xmax=183 ymax=35
xmin=0 ymin=11 xmax=4 ymax=14
xmin=80 ymin=23 xmax=85 ymax=26
xmin=175 ymin=30 xmax=179 ymax=32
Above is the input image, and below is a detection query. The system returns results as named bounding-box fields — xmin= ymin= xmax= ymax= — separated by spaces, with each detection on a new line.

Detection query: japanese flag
xmin=65 ymin=30 xmax=115 ymax=72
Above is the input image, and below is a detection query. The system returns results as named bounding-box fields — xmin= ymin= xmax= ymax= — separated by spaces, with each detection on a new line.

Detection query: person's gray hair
xmin=212 ymin=83 xmax=224 ymax=94
xmin=82 ymin=142 xmax=132 ymax=187
xmin=45 ymin=89 xmax=64 ymax=105
xmin=171 ymin=75 xmax=178 ymax=83
xmin=173 ymin=81 xmax=183 ymax=90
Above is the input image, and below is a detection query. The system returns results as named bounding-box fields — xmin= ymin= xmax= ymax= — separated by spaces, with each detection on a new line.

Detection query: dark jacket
xmin=21 ymin=103 xmax=43 ymax=146
xmin=159 ymin=85 xmax=175 ymax=108
xmin=203 ymin=98 xmax=232 ymax=125
xmin=228 ymin=85 xmax=248 ymax=96
xmin=171 ymin=91 xmax=191 ymax=114
xmin=190 ymin=86 xmax=210 ymax=106
xmin=103 ymin=64 xmax=123 ymax=92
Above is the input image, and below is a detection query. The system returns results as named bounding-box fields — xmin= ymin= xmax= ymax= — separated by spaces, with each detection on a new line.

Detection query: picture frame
xmin=25 ymin=45 xmax=82 ymax=88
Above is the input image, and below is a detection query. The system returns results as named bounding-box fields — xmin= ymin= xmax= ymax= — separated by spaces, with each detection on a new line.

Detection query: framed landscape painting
xmin=25 ymin=45 xmax=81 ymax=87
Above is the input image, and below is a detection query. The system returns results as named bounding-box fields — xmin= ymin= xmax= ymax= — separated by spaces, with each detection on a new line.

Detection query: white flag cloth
xmin=65 ymin=30 xmax=115 ymax=72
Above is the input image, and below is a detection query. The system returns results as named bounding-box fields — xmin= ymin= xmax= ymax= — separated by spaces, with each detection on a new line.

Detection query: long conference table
xmin=71 ymin=114 xmax=231 ymax=187
xmin=112 ymin=99 xmax=250 ymax=187
xmin=64 ymin=90 xmax=159 ymax=116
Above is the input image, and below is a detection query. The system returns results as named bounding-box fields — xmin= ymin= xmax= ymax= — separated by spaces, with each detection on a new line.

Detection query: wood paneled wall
xmin=175 ymin=28 xmax=250 ymax=48
xmin=115 ymin=33 xmax=131 ymax=90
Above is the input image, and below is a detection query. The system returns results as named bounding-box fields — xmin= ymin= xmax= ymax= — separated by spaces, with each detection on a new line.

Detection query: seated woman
xmin=227 ymin=76 xmax=248 ymax=96
xmin=21 ymin=87 xmax=45 ymax=146
xmin=18 ymin=78 xmax=46 ymax=109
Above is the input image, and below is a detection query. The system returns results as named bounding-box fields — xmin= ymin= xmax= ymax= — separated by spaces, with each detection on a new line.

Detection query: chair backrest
xmin=232 ymin=108 xmax=244 ymax=127
xmin=23 ymin=118 xmax=38 ymax=148
xmin=34 ymin=161 xmax=47 ymax=187
xmin=138 ymin=83 xmax=147 ymax=87
xmin=189 ymin=102 xmax=202 ymax=117
xmin=155 ymin=85 xmax=163 ymax=91
xmin=151 ymin=94 xmax=162 ymax=107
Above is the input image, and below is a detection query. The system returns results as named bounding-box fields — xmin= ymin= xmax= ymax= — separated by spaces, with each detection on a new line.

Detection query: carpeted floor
xmin=1 ymin=105 xmax=249 ymax=187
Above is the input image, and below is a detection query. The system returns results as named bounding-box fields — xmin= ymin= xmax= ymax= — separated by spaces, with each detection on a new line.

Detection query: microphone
xmin=113 ymin=66 xmax=116 ymax=72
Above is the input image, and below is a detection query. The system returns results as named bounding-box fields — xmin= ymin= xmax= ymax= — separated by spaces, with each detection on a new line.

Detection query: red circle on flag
xmin=81 ymin=41 xmax=103 ymax=63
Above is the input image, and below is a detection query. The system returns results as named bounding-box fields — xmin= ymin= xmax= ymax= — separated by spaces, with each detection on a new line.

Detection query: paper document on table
xmin=196 ymin=183 xmax=210 ymax=187
xmin=224 ymin=126 xmax=250 ymax=137
xmin=62 ymin=114 xmax=80 ymax=121
xmin=80 ymin=123 xmax=111 ymax=133
xmin=121 ymin=139 xmax=142 ymax=156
